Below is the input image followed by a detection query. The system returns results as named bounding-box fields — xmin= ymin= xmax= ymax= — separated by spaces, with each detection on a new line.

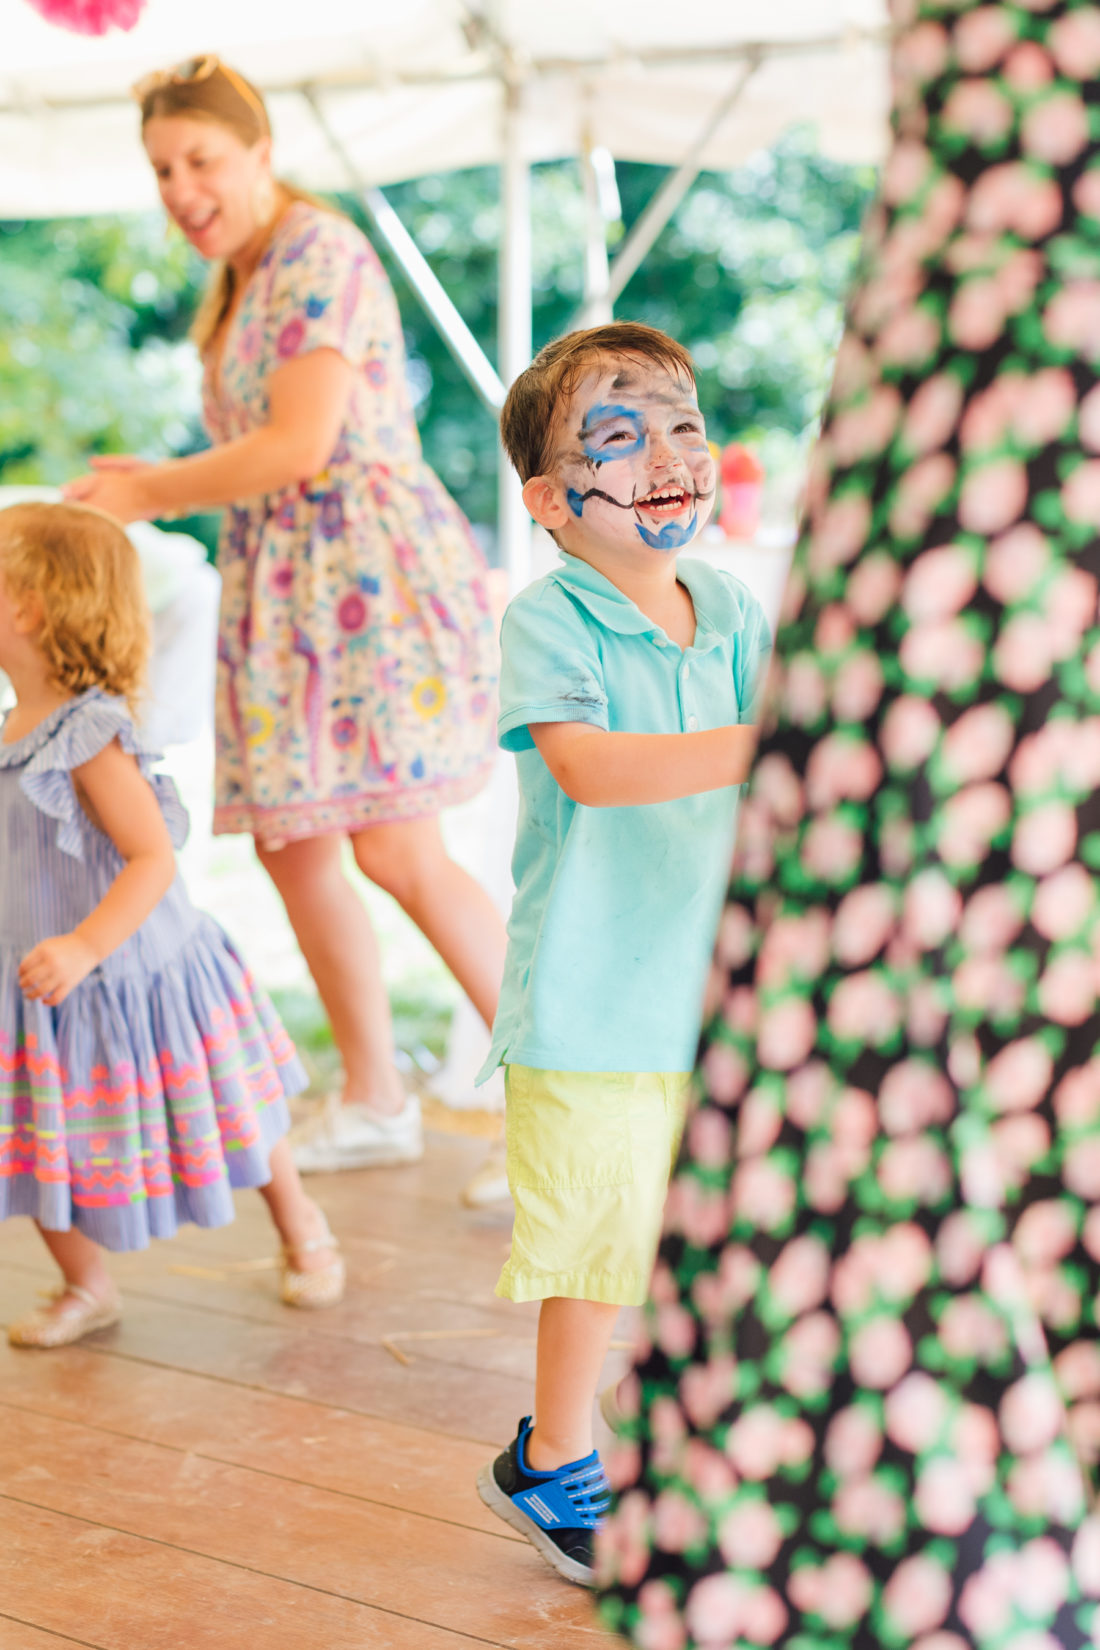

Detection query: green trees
xmin=0 ymin=130 xmax=874 ymax=550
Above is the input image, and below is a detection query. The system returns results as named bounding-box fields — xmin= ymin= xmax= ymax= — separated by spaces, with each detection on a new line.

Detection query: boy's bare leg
xmin=259 ymin=1138 xmax=341 ymax=1273
xmin=38 ymin=1224 xmax=116 ymax=1300
xmin=526 ymin=1296 xmax=621 ymax=1471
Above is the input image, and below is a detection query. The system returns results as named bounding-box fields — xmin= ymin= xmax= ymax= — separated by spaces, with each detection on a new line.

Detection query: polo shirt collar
xmin=549 ymin=552 xmax=744 ymax=650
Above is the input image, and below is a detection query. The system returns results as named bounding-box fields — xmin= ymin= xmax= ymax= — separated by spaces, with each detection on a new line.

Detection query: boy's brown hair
xmin=0 ymin=502 xmax=149 ymax=713
xmin=500 ymin=321 xmax=697 ymax=484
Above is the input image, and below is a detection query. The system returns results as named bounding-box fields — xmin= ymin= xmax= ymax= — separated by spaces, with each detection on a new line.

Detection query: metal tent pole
xmin=497 ymin=75 xmax=533 ymax=590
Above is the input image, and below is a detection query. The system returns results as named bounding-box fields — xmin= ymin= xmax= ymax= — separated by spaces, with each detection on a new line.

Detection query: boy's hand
xmin=19 ymin=934 xmax=99 ymax=1006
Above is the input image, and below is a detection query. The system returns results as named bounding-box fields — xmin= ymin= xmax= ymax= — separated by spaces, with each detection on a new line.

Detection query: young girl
xmin=0 ymin=500 xmax=344 ymax=1347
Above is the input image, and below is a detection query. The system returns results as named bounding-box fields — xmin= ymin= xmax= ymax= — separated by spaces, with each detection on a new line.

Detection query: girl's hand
xmin=19 ymin=934 xmax=99 ymax=1006
xmin=62 ymin=459 xmax=155 ymax=523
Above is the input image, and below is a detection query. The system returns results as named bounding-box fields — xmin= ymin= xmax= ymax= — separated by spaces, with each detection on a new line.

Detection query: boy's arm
xmin=531 ymin=720 xmax=758 ymax=808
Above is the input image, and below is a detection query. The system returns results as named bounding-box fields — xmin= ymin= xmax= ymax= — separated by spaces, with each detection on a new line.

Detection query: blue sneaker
xmin=476 ymin=1415 xmax=611 ymax=1587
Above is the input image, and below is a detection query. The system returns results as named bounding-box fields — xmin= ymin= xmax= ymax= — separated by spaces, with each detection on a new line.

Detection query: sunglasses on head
xmin=132 ymin=54 xmax=267 ymax=126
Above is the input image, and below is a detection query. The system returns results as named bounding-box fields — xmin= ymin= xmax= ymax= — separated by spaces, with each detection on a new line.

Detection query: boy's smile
xmin=551 ymin=363 xmax=716 ymax=557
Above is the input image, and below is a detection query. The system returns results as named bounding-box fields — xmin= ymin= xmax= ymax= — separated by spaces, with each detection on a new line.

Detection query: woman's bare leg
xmin=256 ymin=833 xmax=404 ymax=1115
xmin=351 ymin=816 xmax=506 ymax=1029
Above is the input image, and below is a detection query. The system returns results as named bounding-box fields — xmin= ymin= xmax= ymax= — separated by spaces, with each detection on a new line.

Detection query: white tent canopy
xmin=2 ymin=0 xmax=890 ymax=217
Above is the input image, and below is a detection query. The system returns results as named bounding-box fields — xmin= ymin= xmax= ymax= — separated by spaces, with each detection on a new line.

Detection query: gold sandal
xmin=280 ymin=1208 xmax=345 ymax=1309
xmin=8 ymin=1283 xmax=122 ymax=1349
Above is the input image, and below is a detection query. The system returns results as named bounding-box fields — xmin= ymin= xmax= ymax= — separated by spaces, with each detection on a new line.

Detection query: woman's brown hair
xmin=0 ymin=502 xmax=149 ymax=713
xmin=138 ymin=60 xmax=331 ymax=353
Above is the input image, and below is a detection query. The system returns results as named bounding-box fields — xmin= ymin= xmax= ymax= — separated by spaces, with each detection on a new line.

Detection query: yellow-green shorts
xmin=496 ymin=1064 xmax=692 ymax=1307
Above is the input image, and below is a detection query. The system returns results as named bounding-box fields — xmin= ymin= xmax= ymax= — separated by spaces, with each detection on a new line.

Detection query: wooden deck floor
xmin=0 ymin=1130 xmax=623 ymax=1649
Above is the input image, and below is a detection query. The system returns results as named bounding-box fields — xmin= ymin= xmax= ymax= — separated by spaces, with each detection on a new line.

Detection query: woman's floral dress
xmin=203 ymin=201 xmax=497 ymax=844
xmin=598 ymin=3 xmax=1100 ymax=1646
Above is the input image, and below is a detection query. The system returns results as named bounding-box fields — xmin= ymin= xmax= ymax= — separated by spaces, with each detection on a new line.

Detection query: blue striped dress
xmin=0 ymin=688 xmax=305 ymax=1250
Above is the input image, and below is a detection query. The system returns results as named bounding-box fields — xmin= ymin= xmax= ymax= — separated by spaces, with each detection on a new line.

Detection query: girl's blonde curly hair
xmin=0 ymin=502 xmax=149 ymax=714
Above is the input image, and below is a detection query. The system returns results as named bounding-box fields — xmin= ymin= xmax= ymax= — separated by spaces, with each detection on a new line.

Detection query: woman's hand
xmin=63 ymin=456 xmax=156 ymax=524
xmin=19 ymin=933 xmax=99 ymax=1006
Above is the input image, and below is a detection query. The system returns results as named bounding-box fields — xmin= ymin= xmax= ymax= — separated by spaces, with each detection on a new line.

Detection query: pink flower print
xmin=959 ymin=1554 xmax=1019 ymax=1639
xmin=731 ymin=1157 xmax=797 ymax=1229
xmin=954 ymin=954 xmax=1026 ymax=1018
xmin=937 ymin=1210 xmax=988 ymax=1286
xmin=938 ymin=782 xmax=1011 ymax=866
xmin=1008 ymin=1450 xmax=1086 ymax=1523
xmin=632 ymin=1583 xmax=687 ymax=1650
xmin=1065 ymin=1137 xmax=1100 ymax=1200
xmin=815 ymin=603 xmax=858 ymax=655
xmin=876 ymin=304 xmax=942 ymax=369
xmin=878 ymin=1135 xmax=952 ymax=1205
xmin=959 ymin=458 xmax=1029 ymax=534
xmin=941 ymin=78 xmax=1014 ymax=145
xmin=883 ymin=1555 xmax=954 ymax=1637
xmin=900 ymin=618 xmax=984 ymax=692
xmin=756 ymin=998 xmax=817 ymax=1072
xmin=758 ymin=911 xmax=830 ymax=992
xmin=687 ymin=1107 xmax=732 ymax=1170
xmin=1004 ymin=38 xmax=1056 ymax=88
xmin=598 ymin=1488 xmax=653 ymax=1589
xmin=880 ymin=695 xmax=941 ymax=770
xmin=827 ymin=970 xmax=899 ymax=1044
xmin=992 ymin=611 xmax=1060 ymax=691
xmin=915 ymin=1457 xmax=978 ymax=1535
xmin=1063 ymin=461 xmax=1100 ymax=525
xmin=1055 ymin=1059 xmax=1100 ymax=1128
xmin=654 ymin=1304 xmax=696 ymax=1361
xmin=784 ymin=1060 xmax=832 ymax=1130
xmin=832 ymin=884 xmax=897 ymax=967
xmin=684 ymin=1576 xmax=784 ymax=1649
xmin=959 ymin=375 xmax=1023 ymax=451
xmin=680 ymin=1437 xmax=736 ymax=1500
xmin=1072 ymin=1516 xmax=1100 ymax=1594
xmin=1076 ymin=168 xmax=1100 ymax=223
xmin=897 ymin=18 xmax=950 ymax=83
xmin=902 ymin=372 xmax=964 ymax=456
xmin=846 ymin=551 xmax=903 ymax=624
xmin=809 ymin=494 xmax=871 ymax=574
xmin=985 ymin=1037 xmax=1054 ymax=1113
xmin=834 ymin=1086 xmax=878 ymax=1147
xmin=983 ymin=523 xmax=1050 ymax=603
xmin=837 ymin=1480 xmax=910 ymax=1544
xmin=1051 ymin=8 xmax=1100 ymax=78
xmin=940 ymin=1294 xmax=1009 ymax=1361
xmin=337 ymin=592 xmax=367 ymax=632
xmin=715 ymin=902 xmax=755 ymax=970
xmin=885 ymin=1371 xmax=950 ymax=1453
xmin=1038 ymin=952 xmax=1096 ymax=1025
xmin=968 ymin=163 xmax=1062 ymax=240
xmin=805 ymin=1139 xmax=869 ymax=1212
xmin=832 ymin=332 xmax=874 ymax=399
xmin=881 ymin=138 xmax=932 ymax=205
xmin=880 ymin=1222 xmax=935 ymax=1300
xmin=961 ymin=885 xmax=1024 ymax=954
xmin=768 ymin=1234 xmax=831 ymax=1318
xmin=1009 ymin=718 xmax=1076 ymax=794
xmin=903 ymin=542 xmax=978 ymax=621
xmin=606 ymin=1439 xmax=642 ymax=1492
xmin=878 ymin=1059 xmax=954 ymax=1133
xmin=653 ymin=1490 xmax=708 ymax=1554
xmin=781 ymin=1312 xmax=841 ymax=1398
xmin=904 ymin=867 xmax=964 ymax=948
xmin=949 ymin=278 xmax=1008 ymax=350
xmin=679 ymin=1359 xmax=737 ymax=1431
xmin=954 ymin=6 xmax=1017 ymax=72
xmin=782 ymin=653 xmax=829 ymax=726
xmin=1015 ymin=1199 xmax=1078 ymax=1269
xmin=717 ymin=1499 xmax=784 ymax=1570
xmin=941 ymin=702 xmax=1015 ymax=785
xmin=1014 ymin=367 xmax=1077 ymax=447
xmin=802 ymin=815 xmax=864 ymax=884
xmin=890 ymin=453 xmax=956 ymax=538
xmin=1013 ymin=800 xmax=1077 ymax=875
xmin=1001 ymin=1373 xmax=1066 ymax=1454
xmin=700 ymin=1042 xmax=748 ymax=1105
xmin=276 ymin=316 xmax=306 ymax=359
xmin=849 ymin=1317 xmax=913 ymax=1389
xmin=1079 ymin=383 xmax=1100 ymax=452
xmin=725 ymin=1405 xmax=789 ymax=1480
xmin=832 ymin=650 xmax=885 ymax=723
xmin=752 ymin=753 xmax=806 ymax=831
xmin=1022 ymin=90 xmax=1090 ymax=164
xmin=743 ymin=1587 xmax=787 ymax=1646
xmin=824 ymin=1404 xmax=882 ymax=1478
xmin=1015 ymin=1539 xmax=1072 ymax=1619
xmin=954 ymin=1401 xmax=1000 ymax=1469
xmin=829 ymin=386 xmax=901 ymax=467
xmin=790 ymin=1553 xmax=873 ymax=1629
xmin=1044 ymin=280 xmax=1100 ymax=354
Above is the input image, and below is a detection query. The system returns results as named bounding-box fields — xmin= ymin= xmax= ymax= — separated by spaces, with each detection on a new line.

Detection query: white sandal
xmin=280 ymin=1208 xmax=345 ymax=1309
xmin=9 ymin=1283 xmax=122 ymax=1349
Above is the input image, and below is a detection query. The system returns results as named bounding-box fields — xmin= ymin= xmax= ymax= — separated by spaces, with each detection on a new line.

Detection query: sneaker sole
xmin=476 ymin=1462 xmax=596 ymax=1589
xmin=292 ymin=1140 xmax=425 ymax=1174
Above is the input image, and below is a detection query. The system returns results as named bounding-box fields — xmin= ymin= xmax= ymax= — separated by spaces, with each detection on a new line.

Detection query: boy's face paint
xmin=553 ymin=362 xmax=716 ymax=555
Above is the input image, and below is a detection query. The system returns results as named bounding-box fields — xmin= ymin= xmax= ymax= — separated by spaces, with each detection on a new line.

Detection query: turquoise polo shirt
xmin=478 ymin=553 xmax=771 ymax=1078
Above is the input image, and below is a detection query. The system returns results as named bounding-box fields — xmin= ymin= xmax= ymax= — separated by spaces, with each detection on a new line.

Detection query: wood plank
xmin=0 ymin=1500 xmax=501 ymax=1650
xmin=0 ymin=1348 xmax=514 ymax=1540
xmin=0 ymin=1619 xmax=102 ymax=1650
xmin=0 ymin=1414 xmax=610 ymax=1650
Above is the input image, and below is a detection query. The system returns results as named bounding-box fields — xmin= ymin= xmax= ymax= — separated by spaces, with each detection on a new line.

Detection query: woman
xmin=68 ymin=57 xmax=506 ymax=1173
xmin=599 ymin=0 xmax=1100 ymax=1645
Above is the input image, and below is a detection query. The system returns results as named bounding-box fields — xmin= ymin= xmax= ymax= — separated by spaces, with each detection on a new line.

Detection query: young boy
xmin=476 ymin=321 xmax=771 ymax=1585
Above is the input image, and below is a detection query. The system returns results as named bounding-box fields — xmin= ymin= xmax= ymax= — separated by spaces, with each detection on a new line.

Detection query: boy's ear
xmin=522 ymin=474 xmax=572 ymax=532
xmin=11 ymin=590 xmax=43 ymax=635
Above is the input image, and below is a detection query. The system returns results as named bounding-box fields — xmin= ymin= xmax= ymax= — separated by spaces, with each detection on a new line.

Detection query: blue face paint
xmin=635 ymin=511 xmax=699 ymax=552
xmin=566 ymin=487 xmax=586 ymax=517
xmin=580 ymin=403 xmax=646 ymax=462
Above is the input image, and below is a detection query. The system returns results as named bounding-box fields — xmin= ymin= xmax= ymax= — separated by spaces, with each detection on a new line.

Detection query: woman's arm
xmin=63 ymin=349 xmax=357 ymax=523
xmin=18 ymin=741 xmax=177 ymax=1006
xmin=530 ymin=720 xmax=758 ymax=809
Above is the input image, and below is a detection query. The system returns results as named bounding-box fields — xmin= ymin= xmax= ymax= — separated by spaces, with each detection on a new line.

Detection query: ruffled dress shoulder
xmin=0 ymin=689 xmax=305 ymax=1250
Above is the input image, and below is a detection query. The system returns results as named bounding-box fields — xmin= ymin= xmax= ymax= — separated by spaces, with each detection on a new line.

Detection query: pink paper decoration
xmin=23 ymin=0 xmax=146 ymax=35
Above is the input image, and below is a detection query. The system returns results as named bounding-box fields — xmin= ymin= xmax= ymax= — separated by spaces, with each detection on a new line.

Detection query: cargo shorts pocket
xmin=504 ymin=1065 xmax=633 ymax=1191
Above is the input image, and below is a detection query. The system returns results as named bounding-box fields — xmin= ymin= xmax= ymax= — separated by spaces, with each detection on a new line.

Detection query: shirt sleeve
xmin=735 ymin=591 xmax=773 ymax=722
xmin=497 ymin=586 xmax=609 ymax=753
xmin=266 ymin=212 xmax=388 ymax=371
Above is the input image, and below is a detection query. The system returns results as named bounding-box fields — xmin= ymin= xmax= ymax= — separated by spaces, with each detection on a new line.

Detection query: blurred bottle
xmin=719 ymin=443 xmax=764 ymax=541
